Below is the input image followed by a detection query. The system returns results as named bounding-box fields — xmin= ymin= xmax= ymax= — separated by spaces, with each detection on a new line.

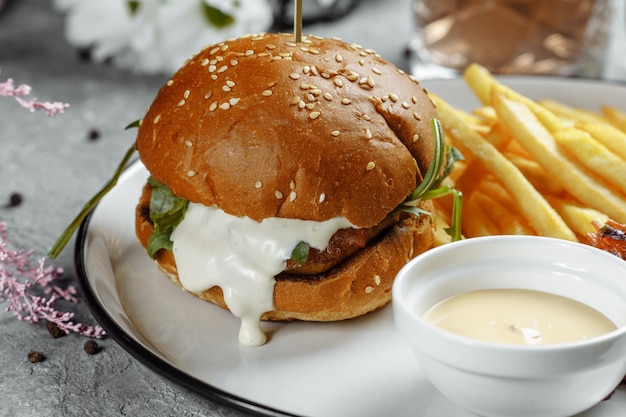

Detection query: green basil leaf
xmin=290 ymin=241 xmax=310 ymax=264
xmin=146 ymin=177 xmax=189 ymax=258
xmin=147 ymin=230 xmax=174 ymax=258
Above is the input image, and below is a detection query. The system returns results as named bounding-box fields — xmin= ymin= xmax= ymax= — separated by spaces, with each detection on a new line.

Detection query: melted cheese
xmin=170 ymin=202 xmax=355 ymax=346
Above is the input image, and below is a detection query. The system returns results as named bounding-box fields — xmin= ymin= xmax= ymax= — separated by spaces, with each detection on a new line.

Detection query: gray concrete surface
xmin=0 ymin=1 xmax=413 ymax=416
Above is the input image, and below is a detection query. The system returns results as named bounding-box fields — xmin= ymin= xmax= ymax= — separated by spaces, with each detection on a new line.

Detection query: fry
xmin=601 ymin=105 xmax=626 ymax=133
xmin=554 ymin=128 xmax=626 ymax=196
xmin=493 ymin=93 xmax=626 ymax=224
xmin=473 ymin=191 xmax=533 ymax=235
xmin=506 ymin=154 xmax=566 ymax=196
xmin=538 ymin=99 xmax=607 ymax=125
xmin=432 ymin=93 xmax=577 ymax=240
xmin=547 ymin=197 xmax=609 ymax=237
xmin=576 ymin=123 xmax=626 ymax=162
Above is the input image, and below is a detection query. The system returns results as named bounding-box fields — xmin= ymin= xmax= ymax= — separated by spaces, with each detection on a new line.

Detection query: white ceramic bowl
xmin=392 ymin=235 xmax=626 ymax=417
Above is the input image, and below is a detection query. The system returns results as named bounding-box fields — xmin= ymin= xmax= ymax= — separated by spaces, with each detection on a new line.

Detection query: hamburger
xmin=134 ymin=33 xmax=440 ymax=346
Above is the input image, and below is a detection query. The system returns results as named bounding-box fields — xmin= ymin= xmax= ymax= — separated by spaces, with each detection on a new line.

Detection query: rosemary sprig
xmin=47 ymin=143 xmax=137 ymax=259
xmin=400 ymin=118 xmax=464 ymax=241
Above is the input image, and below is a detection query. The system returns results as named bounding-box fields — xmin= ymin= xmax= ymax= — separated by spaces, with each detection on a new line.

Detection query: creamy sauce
xmin=170 ymin=202 xmax=355 ymax=346
xmin=423 ymin=289 xmax=616 ymax=345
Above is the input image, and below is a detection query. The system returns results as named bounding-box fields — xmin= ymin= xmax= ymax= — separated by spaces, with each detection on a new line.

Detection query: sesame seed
xmin=210 ymin=47 xmax=220 ymax=55
xmin=402 ymin=102 xmax=411 ymax=109
xmin=323 ymin=92 xmax=333 ymax=101
xmin=321 ymin=72 xmax=331 ymax=79
xmin=231 ymin=59 xmax=239 ymax=66
xmin=412 ymin=133 xmax=420 ymax=142
xmin=166 ymin=80 xmax=174 ymax=86
xmin=346 ymin=71 xmax=358 ymax=82
xmin=217 ymin=65 xmax=228 ymax=73
xmin=245 ymin=49 xmax=254 ymax=56
xmin=311 ymin=66 xmax=320 ymax=76
xmin=208 ymin=65 xmax=217 ymax=73
xmin=289 ymin=191 xmax=298 ymax=202
xmin=309 ymin=111 xmax=321 ymax=119
xmin=221 ymin=44 xmax=228 ymax=51
xmin=201 ymin=58 xmax=209 ymax=66
xmin=185 ymin=140 xmax=193 ymax=147
xmin=204 ymin=91 xmax=212 ymax=99
xmin=262 ymin=90 xmax=273 ymax=97
xmin=275 ymin=190 xmax=283 ymax=199
xmin=272 ymin=56 xmax=282 ymax=61
xmin=279 ymin=52 xmax=291 ymax=57
xmin=153 ymin=114 xmax=161 ymax=124
xmin=372 ymin=67 xmax=382 ymax=75
xmin=290 ymin=180 xmax=295 ymax=190
xmin=300 ymin=83 xmax=311 ymax=90
xmin=412 ymin=96 xmax=418 ymax=104
xmin=254 ymin=181 xmax=263 ymax=189
xmin=374 ymin=275 xmax=381 ymax=285
xmin=222 ymin=85 xmax=231 ymax=92
xmin=289 ymin=73 xmax=300 ymax=80
xmin=366 ymin=161 xmax=376 ymax=171
xmin=358 ymin=59 xmax=365 ymax=66
xmin=319 ymin=193 xmax=326 ymax=203
xmin=187 ymin=170 xmax=197 ymax=177
xmin=285 ymin=41 xmax=297 ymax=47
xmin=305 ymin=103 xmax=315 ymax=110
xmin=229 ymin=98 xmax=240 ymax=106
xmin=366 ymin=76 xmax=376 ymax=88
xmin=226 ymin=80 xmax=236 ymax=87
xmin=266 ymin=43 xmax=276 ymax=50
xmin=258 ymin=52 xmax=269 ymax=58
xmin=307 ymin=93 xmax=315 ymax=102
xmin=177 ymin=99 xmax=186 ymax=107
xmin=334 ymin=79 xmax=344 ymax=88
xmin=365 ymin=128 xmax=372 ymax=139
xmin=341 ymin=98 xmax=352 ymax=105
xmin=363 ymin=114 xmax=372 ymax=121
xmin=413 ymin=112 xmax=422 ymax=121
xmin=209 ymin=101 xmax=218 ymax=111
xmin=220 ymin=102 xmax=231 ymax=110
xmin=389 ymin=93 xmax=399 ymax=102
xmin=335 ymin=54 xmax=343 ymax=63
xmin=365 ymin=286 xmax=375 ymax=294
xmin=211 ymin=74 xmax=218 ymax=80
xmin=331 ymin=130 xmax=340 ymax=137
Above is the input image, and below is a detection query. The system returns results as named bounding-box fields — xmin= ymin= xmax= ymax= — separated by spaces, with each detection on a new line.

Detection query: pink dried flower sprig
xmin=0 ymin=222 xmax=106 ymax=338
xmin=0 ymin=78 xmax=70 ymax=117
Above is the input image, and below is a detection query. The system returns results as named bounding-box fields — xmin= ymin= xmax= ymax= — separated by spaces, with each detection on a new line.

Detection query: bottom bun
xmin=135 ymin=183 xmax=435 ymax=321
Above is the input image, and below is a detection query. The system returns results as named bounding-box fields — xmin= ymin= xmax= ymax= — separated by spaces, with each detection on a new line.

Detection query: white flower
xmin=53 ymin=0 xmax=274 ymax=74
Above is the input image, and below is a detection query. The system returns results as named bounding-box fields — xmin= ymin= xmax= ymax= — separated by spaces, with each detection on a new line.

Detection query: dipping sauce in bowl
xmin=392 ymin=235 xmax=626 ymax=417
xmin=423 ymin=289 xmax=617 ymax=345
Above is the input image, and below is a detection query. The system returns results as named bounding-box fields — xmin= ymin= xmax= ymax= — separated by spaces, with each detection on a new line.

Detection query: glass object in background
xmin=409 ymin=0 xmax=612 ymax=79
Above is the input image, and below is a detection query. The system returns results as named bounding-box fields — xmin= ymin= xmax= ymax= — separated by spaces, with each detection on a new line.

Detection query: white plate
xmin=75 ymin=77 xmax=626 ymax=417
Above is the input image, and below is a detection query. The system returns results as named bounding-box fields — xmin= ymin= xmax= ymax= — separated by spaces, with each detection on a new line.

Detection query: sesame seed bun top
xmin=135 ymin=33 xmax=437 ymax=228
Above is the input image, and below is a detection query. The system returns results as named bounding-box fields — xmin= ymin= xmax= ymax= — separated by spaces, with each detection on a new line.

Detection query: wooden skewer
xmin=294 ymin=0 xmax=302 ymax=43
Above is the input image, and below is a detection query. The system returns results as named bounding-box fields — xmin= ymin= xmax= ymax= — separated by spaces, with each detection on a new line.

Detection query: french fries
xmin=431 ymin=63 xmax=626 ymax=243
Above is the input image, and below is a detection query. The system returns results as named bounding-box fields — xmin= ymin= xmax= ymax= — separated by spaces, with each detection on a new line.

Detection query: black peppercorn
xmin=83 ymin=340 xmax=100 ymax=355
xmin=28 ymin=349 xmax=45 ymax=363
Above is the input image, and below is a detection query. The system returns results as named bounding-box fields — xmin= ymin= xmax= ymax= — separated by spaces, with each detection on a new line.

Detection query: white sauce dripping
xmin=170 ymin=202 xmax=356 ymax=346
